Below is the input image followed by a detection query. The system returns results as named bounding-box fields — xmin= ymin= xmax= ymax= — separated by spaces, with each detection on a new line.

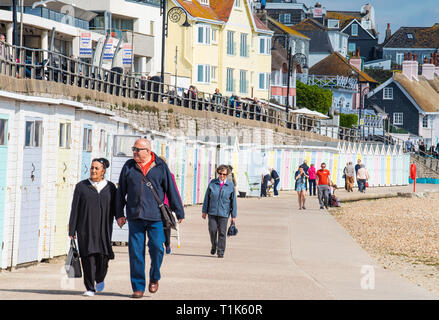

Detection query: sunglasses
xmin=218 ymin=173 xmax=227 ymax=176
xmin=132 ymin=147 xmax=150 ymax=153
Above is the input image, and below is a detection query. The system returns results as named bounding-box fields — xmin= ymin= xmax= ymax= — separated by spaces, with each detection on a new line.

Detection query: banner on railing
xmin=122 ymin=43 xmax=133 ymax=66
xmin=79 ymin=32 xmax=92 ymax=58
xmin=103 ymin=38 xmax=114 ymax=61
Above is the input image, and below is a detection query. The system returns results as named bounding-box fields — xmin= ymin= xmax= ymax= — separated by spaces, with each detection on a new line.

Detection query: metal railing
xmin=0 ymin=40 xmax=365 ymax=142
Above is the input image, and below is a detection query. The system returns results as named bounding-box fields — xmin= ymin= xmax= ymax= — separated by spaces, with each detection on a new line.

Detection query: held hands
xmin=117 ymin=217 xmax=127 ymax=228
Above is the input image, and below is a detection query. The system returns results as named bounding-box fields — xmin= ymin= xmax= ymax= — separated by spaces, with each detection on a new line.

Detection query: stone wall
xmin=0 ymin=74 xmax=339 ymax=145
xmin=410 ymin=154 xmax=439 ymax=179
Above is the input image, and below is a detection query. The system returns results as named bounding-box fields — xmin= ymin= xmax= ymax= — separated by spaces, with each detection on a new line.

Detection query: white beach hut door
xmin=17 ymin=118 xmax=43 ymax=264
xmin=0 ymin=115 xmax=8 ymax=267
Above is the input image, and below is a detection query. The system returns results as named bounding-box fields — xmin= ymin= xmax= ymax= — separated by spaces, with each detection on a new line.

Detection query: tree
xmin=296 ymin=81 xmax=332 ymax=115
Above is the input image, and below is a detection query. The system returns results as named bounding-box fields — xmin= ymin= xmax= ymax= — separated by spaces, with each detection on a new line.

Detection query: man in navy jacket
xmin=115 ymin=138 xmax=184 ymax=298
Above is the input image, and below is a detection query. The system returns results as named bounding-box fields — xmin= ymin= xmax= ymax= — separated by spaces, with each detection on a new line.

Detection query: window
xmin=396 ymin=53 xmax=404 ymax=65
xmin=197 ymin=64 xmax=211 ymax=84
xmin=197 ymin=25 xmax=211 ymax=45
xmin=407 ymin=33 xmax=414 ymax=39
xmin=393 ymin=112 xmax=403 ymax=125
xmin=284 ymin=14 xmax=291 ymax=24
xmin=25 ymin=120 xmax=42 ymax=147
xmin=351 ymin=23 xmax=358 ymax=36
xmin=239 ymin=70 xmax=247 ymax=94
xmin=59 ymin=122 xmax=71 ymax=148
xmin=423 ymin=115 xmax=430 ymax=128
xmin=211 ymin=66 xmax=217 ymax=82
xmin=383 ymin=87 xmax=393 ymax=100
xmin=258 ymin=73 xmax=270 ymax=90
xmin=234 ymin=0 xmax=241 ymax=8
xmin=227 ymin=31 xmax=235 ymax=55
xmin=200 ymin=0 xmax=209 ymax=4
xmin=328 ymin=19 xmax=340 ymax=29
xmin=211 ymin=28 xmax=218 ymax=44
xmin=0 ymin=119 xmax=7 ymax=146
xmin=83 ymin=127 xmax=92 ymax=152
xmin=259 ymin=36 xmax=271 ymax=55
xmin=226 ymin=68 xmax=234 ymax=92
xmin=99 ymin=129 xmax=107 ymax=154
xmin=348 ymin=42 xmax=356 ymax=53
xmin=240 ymin=33 xmax=248 ymax=57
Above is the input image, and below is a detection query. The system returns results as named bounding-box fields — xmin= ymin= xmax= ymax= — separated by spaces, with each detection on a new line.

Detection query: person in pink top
xmin=160 ymin=156 xmax=182 ymax=254
xmin=308 ymin=164 xmax=317 ymax=196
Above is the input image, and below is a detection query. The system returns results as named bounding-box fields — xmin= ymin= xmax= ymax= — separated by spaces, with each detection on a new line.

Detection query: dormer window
xmin=327 ymin=19 xmax=340 ymax=29
xmin=351 ymin=23 xmax=358 ymax=36
xmin=200 ymin=0 xmax=209 ymax=5
xmin=406 ymin=33 xmax=414 ymax=39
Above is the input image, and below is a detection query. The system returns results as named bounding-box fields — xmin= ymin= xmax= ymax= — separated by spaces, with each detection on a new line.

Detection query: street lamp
xmin=271 ymin=35 xmax=307 ymax=126
xmin=160 ymin=2 xmax=190 ymax=94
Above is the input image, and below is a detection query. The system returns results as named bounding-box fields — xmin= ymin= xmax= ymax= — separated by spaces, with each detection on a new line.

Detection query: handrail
xmin=0 ymin=40 xmax=365 ymax=142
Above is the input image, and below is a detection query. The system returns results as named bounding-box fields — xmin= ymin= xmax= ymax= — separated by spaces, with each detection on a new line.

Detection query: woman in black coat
xmin=68 ymin=158 xmax=116 ymax=297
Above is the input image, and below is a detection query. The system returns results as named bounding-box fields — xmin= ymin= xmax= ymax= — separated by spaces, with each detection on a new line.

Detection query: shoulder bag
xmin=143 ymin=176 xmax=177 ymax=230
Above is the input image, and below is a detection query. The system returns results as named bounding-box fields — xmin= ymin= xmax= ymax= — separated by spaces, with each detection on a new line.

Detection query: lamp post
xmin=160 ymin=2 xmax=190 ymax=94
xmin=271 ymin=35 xmax=307 ymax=126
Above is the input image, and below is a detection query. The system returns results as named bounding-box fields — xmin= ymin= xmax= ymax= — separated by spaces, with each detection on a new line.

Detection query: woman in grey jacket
xmin=202 ymin=165 xmax=237 ymax=258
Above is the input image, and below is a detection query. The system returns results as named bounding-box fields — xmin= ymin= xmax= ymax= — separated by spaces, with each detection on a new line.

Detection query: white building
xmin=0 ymin=0 xmax=161 ymax=77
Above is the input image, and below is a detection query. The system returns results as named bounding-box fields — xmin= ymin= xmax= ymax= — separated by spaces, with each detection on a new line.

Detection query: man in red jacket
xmin=316 ymin=162 xmax=331 ymax=210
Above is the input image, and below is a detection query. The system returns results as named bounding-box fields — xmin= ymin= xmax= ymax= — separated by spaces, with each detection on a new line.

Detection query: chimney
xmin=403 ymin=52 xmax=419 ymax=81
xmin=350 ymin=49 xmax=362 ymax=70
xmin=422 ymin=60 xmax=435 ymax=80
xmin=385 ymin=23 xmax=392 ymax=41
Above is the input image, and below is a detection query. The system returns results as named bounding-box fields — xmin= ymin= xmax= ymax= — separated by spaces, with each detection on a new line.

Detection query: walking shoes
xmin=131 ymin=291 xmax=144 ymax=298
xmin=149 ymin=281 xmax=159 ymax=294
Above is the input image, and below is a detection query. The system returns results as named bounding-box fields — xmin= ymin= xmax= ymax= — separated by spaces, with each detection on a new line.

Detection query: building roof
xmin=173 ymin=0 xmax=235 ymax=23
xmin=266 ymin=16 xmax=310 ymax=39
xmin=309 ymin=52 xmax=378 ymax=83
xmin=253 ymin=13 xmax=272 ymax=32
xmin=394 ymin=72 xmax=439 ymax=113
xmin=325 ymin=10 xmax=377 ymax=37
xmin=292 ymin=18 xmax=328 ymax=31
xmin=383 ymin=24 xmax=439 ymax=49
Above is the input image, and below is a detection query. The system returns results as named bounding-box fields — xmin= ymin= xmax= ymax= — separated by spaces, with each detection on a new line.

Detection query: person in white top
xmin=356 ymin=164 xmax=369 ymax=193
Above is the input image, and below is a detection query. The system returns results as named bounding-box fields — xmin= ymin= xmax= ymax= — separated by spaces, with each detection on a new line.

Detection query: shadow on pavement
xmin=0 ymin=288 xmax=130 ymax=298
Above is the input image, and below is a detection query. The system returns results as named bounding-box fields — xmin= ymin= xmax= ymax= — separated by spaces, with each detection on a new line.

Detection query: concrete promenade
xmin=0 ymin=184 xmax=438 ymax=300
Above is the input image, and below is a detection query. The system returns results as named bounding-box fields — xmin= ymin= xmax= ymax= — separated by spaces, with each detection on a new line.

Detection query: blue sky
xmin=302 ymin=0 xmax=439 ymax=42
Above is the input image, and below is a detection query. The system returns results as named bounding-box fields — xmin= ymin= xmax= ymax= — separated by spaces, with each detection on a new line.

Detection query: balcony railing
xmin=0 ymin=40 xmax=376 ymax=144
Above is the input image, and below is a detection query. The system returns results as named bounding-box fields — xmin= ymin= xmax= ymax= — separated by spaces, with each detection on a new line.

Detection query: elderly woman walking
xmin=68 ymin=158 xmax=116 ymax=297
xmin=202 ymin=165 xmax=237 ymax=258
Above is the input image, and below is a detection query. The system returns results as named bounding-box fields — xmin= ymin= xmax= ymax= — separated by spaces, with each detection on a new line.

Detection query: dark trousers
xmin=358 ymin=179 xmax=366 ymax=192
xmin=261 ymin=182 xmax=267 ymax=197
xmin=128 ymin=219 xmax=165 ymax=293
xmin=309 ymin=179 xmax=316 ymax=196
xmin=208 ymin=215 xmax=228 ymax=256
xmin=81 ymin=253 xmax=109 ymax=292
xmin=273 ymin=178 xmax=280 ymax=196
xmin=164 ymin=227 xmax=171 ymax=247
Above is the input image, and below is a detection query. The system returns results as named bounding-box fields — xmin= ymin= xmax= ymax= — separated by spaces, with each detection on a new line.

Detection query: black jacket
xmin=115 ymin=153 xmax=184 ymax=222
xmin=68 ymin=180 xmax=116 ymax=259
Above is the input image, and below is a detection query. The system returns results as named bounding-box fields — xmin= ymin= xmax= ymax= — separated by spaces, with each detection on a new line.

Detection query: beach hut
xmin=0 ymin=114 xmax=8 ymax=268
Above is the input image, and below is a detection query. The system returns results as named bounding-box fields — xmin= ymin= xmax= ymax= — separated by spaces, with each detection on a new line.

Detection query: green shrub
xmin=339 ymin=113 xmax=358 ymax=128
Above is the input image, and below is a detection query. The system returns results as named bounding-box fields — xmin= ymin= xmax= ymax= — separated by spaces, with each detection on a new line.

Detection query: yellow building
xmin=166 ymin=0 xmax=273 ymax=99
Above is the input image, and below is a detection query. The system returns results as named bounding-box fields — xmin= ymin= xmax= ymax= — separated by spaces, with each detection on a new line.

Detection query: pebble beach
xmin=330 ymin=192 xmax=439 ymax=295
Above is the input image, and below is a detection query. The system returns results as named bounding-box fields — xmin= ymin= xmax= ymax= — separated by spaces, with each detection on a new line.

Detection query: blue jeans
xmin=308 ymin=179 xmax=316 ymax=196
xmin=128 ymin=219 xmax=165 ymax=293
xmin=273 ymin=179 xmax=280 ymax=196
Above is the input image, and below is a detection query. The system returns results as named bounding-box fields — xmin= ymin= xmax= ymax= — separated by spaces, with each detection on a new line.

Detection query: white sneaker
xmin=96 ymin=281 xmax=105 ymax=292
xmin=83 ymin=291 xmax=95 ymax=297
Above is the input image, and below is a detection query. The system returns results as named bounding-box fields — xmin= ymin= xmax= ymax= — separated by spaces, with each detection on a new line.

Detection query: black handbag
xmin=65 ymin=239 xmax=82 ymax=278
xmin=143 ymin=176 xmax=177 ymax=230
xmin=227 ymin=221 xmax=238 ymax=237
